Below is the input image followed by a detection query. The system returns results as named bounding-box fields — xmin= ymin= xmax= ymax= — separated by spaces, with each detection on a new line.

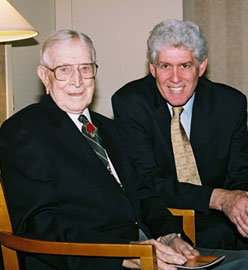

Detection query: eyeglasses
xmin=44 ymin=63 xmax=98 ymax=81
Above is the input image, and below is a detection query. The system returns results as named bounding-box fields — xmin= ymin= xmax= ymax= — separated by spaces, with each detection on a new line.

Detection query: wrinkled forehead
xmin=44 ymin=39 xmax=92 ymax=67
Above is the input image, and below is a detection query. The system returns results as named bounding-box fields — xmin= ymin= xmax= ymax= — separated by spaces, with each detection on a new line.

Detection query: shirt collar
xmin=67 ymin=108 xmax=92 ymax=130
xmin=167 ymin=92 xmax=195 ymax=118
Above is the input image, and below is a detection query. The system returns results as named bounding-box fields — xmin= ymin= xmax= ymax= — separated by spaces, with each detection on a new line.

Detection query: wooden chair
xmin=0 ymin=175 xmax=195 ymax=270
xmin=168 ymin=208 xmax=195 ymax=246
xmin=0 ymin=180 xmax=157 ymax=270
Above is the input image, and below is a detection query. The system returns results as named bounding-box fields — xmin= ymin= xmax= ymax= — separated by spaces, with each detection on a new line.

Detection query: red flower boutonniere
xmin=86 ymin=122 xmax=96 ymax=136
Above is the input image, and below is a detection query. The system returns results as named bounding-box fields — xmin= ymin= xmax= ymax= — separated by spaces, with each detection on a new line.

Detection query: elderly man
xmin=112 ymin=19 xmax=248 ymax=250
xmin=1 ymin=29 xmax=248 ymax=270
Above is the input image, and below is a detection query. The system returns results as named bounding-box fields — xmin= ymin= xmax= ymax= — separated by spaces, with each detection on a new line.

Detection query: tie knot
xmin=78 ymin=114 xmax=96 ymax=133
xmin=78 ymin=114 xmax=89 ymax=125
xmin=172 ymin=106 xmax=184 ymax=117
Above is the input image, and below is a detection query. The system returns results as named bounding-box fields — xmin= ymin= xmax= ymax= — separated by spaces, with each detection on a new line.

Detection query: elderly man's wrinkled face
xmin=150 ymin=46 xmax=208 ymax=106
xmin=37 ymin=40 xmax=95 ymax=114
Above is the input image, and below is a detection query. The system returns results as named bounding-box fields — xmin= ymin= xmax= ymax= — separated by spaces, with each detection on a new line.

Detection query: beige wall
xmin=71 ymin=0 xmax=183 ymax=117
xmin=10 ymin=0 xmax=55 ymax=113
xmin=10 ymin=0 xmax=182 ymax=117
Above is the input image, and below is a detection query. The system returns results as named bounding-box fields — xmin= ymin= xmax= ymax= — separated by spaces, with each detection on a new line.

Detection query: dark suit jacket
xmin=112 ymin=74 xmax=248 ymax=214
xmin=0 ymin=94 xmax=182 ymax=270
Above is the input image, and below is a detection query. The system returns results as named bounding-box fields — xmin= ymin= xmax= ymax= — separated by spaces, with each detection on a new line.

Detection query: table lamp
xmin=0 ymin=0 xmax=38 ymax=124
xmin=0 ymin=0 xmax=38 ymax=42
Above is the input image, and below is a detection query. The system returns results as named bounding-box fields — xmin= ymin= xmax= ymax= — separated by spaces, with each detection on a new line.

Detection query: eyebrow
xmin=158 ymin=61 xmax=194 ymax=65
xmin=55 ymin=63 xmax=93 ymax=67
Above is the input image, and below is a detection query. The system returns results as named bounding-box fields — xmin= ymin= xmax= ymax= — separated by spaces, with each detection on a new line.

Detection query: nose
xmin=69 ymin=67 xmax=82 ymax=87
xmin=170 ymin=67 xmax=181 ymax=83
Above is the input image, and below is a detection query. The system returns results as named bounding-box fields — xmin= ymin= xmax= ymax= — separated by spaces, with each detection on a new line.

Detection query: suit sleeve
xmin=0 ymin=117 xmax=127 ymax=270
xmin=224 ymin=95 xmax=248 ymax=190
xmin=112 ymin=93 xmax=213 ymax=214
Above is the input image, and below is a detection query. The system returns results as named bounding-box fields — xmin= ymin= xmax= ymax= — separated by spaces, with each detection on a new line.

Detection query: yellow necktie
xmin=171 ymin=106 xmax=201 ymax=186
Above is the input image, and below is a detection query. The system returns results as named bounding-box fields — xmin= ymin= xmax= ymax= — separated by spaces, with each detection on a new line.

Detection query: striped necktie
xmin=171 ymin=106 xmax=202 ymax=186
xmin=78 ymin=114 xmax=109 ymax=168
xmin=78 ymin=114 xmax=125 ymax=192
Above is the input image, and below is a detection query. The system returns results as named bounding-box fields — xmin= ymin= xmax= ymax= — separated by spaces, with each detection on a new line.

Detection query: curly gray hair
xmin=147 ymin=20 xmax=208 ymax=64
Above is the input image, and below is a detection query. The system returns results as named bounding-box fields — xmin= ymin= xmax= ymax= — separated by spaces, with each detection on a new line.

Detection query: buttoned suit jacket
xmin=112 ymin=74 xmax=248 ymax=214
xmin=0 ymin=94 xmax=182 ymax=270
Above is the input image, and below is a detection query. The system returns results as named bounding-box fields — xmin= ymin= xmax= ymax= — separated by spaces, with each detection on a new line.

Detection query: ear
xmin=199 ymin=57 xmax=208 ymax=77
xmin=149 ymin=62 xmax=156 ymax=78
xmin=37 ymin=65 xmax=51 ymax=95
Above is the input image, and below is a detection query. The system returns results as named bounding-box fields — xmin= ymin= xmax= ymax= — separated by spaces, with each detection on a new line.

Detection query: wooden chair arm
xmin=167 ymin=208 xmax=195 ymax=217
xmin=168 ymin=208 xmax=195 ymax=246
xmin=0 ymin=231 xmax=157 ymax=270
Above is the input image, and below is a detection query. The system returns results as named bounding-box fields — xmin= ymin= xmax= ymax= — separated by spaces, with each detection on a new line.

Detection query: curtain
xmin=183 ymin=0 xmax=248 ymax=98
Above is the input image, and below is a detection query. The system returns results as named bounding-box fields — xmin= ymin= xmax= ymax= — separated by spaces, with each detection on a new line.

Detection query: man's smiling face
xmin=37 ymin=39 xmax=95 ymax=114
xmin=150 ymin=46 xmax=208 ymax=106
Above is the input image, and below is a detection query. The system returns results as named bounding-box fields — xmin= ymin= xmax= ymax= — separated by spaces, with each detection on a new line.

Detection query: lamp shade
xmin=0 ymin=0 xmax=38 ymax=42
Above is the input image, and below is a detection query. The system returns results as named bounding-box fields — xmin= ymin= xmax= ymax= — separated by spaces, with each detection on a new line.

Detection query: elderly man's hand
xmin=210 ymin=189 xmax=248 ymax=237
xmin=122 ymin=237 xmax=188 ymax=270
xmin=160 ymin=233 xmax=199 ymax=259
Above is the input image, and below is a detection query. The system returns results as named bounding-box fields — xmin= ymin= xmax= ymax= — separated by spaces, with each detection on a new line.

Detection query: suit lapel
xmin=40 ymin=95 xmax=106 ymax=166
xmin=90 ymin=112 xmax=133 ymax=192
xmin=56 ymin=116 xmax=102 ymax=164
xmin=190 ymin=80 xmax=215 ymax=171
xmin=153 ymin=84 xmax=175 ymax=161
xmin=91 ymin=113 xmax=123 ymax=174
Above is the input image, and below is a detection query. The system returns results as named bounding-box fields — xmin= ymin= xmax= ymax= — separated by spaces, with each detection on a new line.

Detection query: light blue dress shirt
xmin=167 ymin=93 xmax=195 ymax=139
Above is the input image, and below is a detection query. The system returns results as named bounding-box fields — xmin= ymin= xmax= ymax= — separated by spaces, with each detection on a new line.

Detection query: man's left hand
xmin=210 ymin=189 xmax=248 ymax=237
xmin=160 ymin=233 xmax=199 ymax=259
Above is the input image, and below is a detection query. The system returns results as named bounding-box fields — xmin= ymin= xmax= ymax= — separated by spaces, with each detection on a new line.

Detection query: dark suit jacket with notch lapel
xmin=112 ymin=74 xmax=248 ymax=248
xmin=0 ymin=94 xmax=182 ymax=270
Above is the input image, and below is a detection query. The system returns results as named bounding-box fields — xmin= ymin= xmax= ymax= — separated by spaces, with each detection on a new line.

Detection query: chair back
xmin=0 ymin=178 xmax=19 ymax=269
xmin=168 ymin=208 xmax=195 ymax=246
